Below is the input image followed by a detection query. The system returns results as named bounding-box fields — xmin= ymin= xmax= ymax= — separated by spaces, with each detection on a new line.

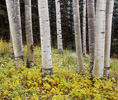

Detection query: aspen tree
xmin=104 ymin=0 xmax=114 ymax=77
xmin=55 ymin=0 xmax=63 ymax=54
xmin=72 ymin=0 xmax=84 ymax=73
xmin=14 ymin=0 xmax=24 ymax=62
xmin=82 ymin=0 xmax=87 ymax=57
xmin=87 ymin=0 xmax=96 ymax=72
xmin=38 ymin=0 xmax=53 ymax=75
xmin=93 ymin=0 xmax=106 ymax=77
xmin=6 ymin=0 xmax=24 ymax=68
xmin=25 ymin=0 xmax=34 ymax=67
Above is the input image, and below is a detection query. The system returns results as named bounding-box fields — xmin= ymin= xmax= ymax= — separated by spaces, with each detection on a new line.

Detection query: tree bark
xmin=38 ymin=0 xmax=53 ymax=76
xmin=6 ymin=0 xmax=24 ymax=68
xmin=82 ymin=0 xmax=87 ymax=57
xmin=104 ymin=0 xmax=114 ymax=77
xmin=25 ymin=0 xmax=34 ymax=68
xmin=72 ymin=0 xmax=84 ymax=74
xmin=10 ymin=31 xmax=14 ymax=58
xmin=93 ymin=0 xmax=106 ymax=77
xmin=55 ymin=0 xmax=63 ymax=54
xmin=87 ymin=0 xmax=96 ymax=72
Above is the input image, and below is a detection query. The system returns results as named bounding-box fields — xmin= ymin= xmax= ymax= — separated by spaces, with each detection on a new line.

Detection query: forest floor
xmin=0 ymin=41 xmax=118 ymax=100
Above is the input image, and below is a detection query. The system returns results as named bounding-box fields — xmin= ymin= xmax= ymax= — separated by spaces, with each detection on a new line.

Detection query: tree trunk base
xmin=58 ymin=49 xmax=64 ymax=55
xmin=41 ymin=67 xmax=53 ymax=78
xmin=26 ymin=60 xmax=34 ymax=68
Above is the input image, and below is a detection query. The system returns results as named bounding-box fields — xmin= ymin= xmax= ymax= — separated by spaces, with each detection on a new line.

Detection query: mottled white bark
xmin=87 ymin=0 xmax=96 ymax=72
xmin=72 ymin=0 xmax=84 ymax=73
xmin=82 ymin=0 xmax=87 ymax=57
xmin=93 ymin=0 xmax=106 ymax=77
xmin=38 ymin=0 xmax=53 ymax=75
xmin=25 ymin=0 xmax=34 ymax=67
xmin=55 ymin=0 xmax=63 ymax=54
xmin=104 ymin=0 xmax=114 ymax=77
xmin=14 ymin=0 xmax=24 ymax=59
xmin=6 ymin=0 xmax=24 ymax=68
xmin=10 ymin=31 xmax=14 ymax=58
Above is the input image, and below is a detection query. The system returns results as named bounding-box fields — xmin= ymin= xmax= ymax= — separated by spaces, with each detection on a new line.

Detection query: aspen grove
xmin=0 ymin=0 xmax=118 ymax=99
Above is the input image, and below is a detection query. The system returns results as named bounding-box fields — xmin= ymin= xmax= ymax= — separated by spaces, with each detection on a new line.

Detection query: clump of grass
xmin=110 ymin=58 xmax=118 ymax=80
xmin=0 ymin=39 xmax=10 ymax=56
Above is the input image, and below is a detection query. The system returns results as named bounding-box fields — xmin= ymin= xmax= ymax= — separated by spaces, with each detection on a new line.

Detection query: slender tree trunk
xmin=38 ymin=0 xmax=53 ymax=75
xmin=93 ymin=0 xmax=106 ymax=77
xmin=82 ymin=0 xmax=87 ymax=57
xmin=55 ymin=0 xmax=63 ymax=54
xmin=25 ymin=0 xmax=34 ymax=68
xmin=72 ymin=0 xmax=84 ymax=74
xmin=6 ymin=0 xmax=24 ymax=68
xmin=14 ymin=0 xmax=24 ymax=60
xmin=87 ymin=0 xmax=96 ymax=72
xmin=104 ymin=0 xmax=114 ymax=77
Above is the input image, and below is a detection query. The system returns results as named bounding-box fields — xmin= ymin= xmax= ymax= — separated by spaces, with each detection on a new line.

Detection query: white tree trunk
xmin=87 ymin=0 xmax=96 ymax=72
xmin=55 ymin=0 xmax=63 ymax=54
xmin=25 ymin=0 xmax=34 ymax=67
xmin=14 ymin=0 xmax=24 ymax=60
xmin=38 ymin=0 xmax=53 ymax=75
xmin=82 ymin=0 xmax=87 ymax=57
xmin=6 ymin=0 xmax=24 ymax=68
xmin=72 ymin=0 xmax=84 ymax=74
xmin=104 ymin=0 xmax=114 ymax=77
xmin=93 ymin=0 xmax=106 ymax=77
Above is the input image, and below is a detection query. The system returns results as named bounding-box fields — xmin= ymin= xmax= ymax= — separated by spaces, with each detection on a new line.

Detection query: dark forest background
xmin=0 ymin=0 xmax=118 ymax=57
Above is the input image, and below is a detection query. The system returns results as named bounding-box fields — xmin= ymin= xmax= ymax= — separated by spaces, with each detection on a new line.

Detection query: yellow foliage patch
xmin=0 ymin=41 xmax=118 ymax=100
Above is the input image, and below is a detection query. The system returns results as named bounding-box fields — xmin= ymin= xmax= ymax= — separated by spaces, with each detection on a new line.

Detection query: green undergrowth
xmin=0 ymin=42 xmax=118 ymax=100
